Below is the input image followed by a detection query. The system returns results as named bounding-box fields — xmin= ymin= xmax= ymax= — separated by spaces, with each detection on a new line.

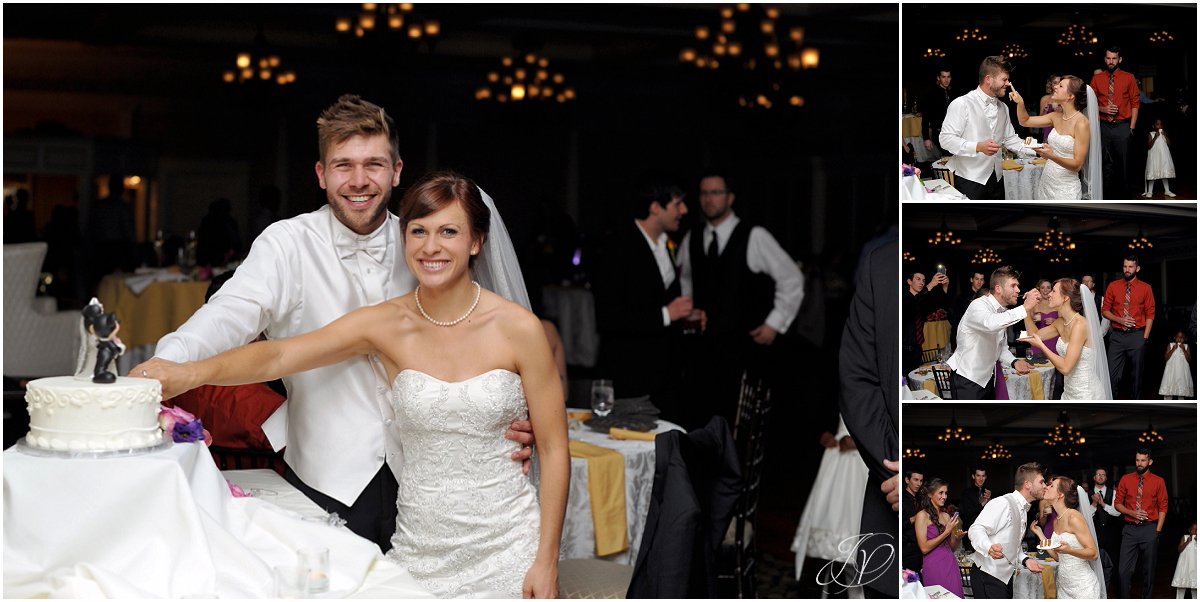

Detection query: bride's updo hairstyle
xmin=1055 ymin=476 xmax=1080 ymax=509
xmin=398 ymin=171 xmax=491 ymax=268
xmin=1060 ymin=75 xmax=1087 ymax=111
xmin=1054 ymin=278 xmax=1085 ymax=313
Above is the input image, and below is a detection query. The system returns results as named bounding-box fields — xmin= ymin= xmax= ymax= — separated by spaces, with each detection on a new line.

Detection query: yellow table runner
xmin=96 ymin=276 xmax=209 ymax=348
xmin=1040 ymin=564 xmax=1057 ymax=598
xmin=922 ymin=320 xmax=950 ymax=351
xmin=568 ymin=440 xmax=628 ymax=556
xmin=609 ymin=427 xmax=655 ymax=441
xmin=902 ymin=115 xmax=923 ymax=137
xmin=1026 ymin=370 xmax=1045 ymax=400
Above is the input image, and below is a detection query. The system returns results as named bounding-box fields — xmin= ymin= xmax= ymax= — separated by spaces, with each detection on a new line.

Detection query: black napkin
xmin=584 ymin=395 xmax=660 ymax=433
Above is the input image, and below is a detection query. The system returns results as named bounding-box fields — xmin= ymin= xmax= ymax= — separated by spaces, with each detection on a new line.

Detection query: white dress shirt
xmin=1093 ymin=485 xmax=1121 ymax=517
xmin=969 ymin=491 xmax=1033 ymax=584
xmin=678 ymin=212 xmax=805 ymax=334
xmin=947 ymin=293 xmax=1025 ymax=388
xmin=940 ymin=87 xmax=1036 ymax=186
xmin=635 ymin=220 xmax=676 ymax=327
xmin=155 ymin=206 xmax=416 ymax=506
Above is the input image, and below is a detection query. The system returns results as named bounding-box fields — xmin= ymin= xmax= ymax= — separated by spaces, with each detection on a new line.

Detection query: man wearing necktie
xmin=1090 ymin=468 xmax=1121 ymax=588
xmin=939 ymin=56 xmax=1037 ymax=200
xmin=1102 ymin=255 xmax=1155 ymax=399
xmin=137 ymin=95 xmax=535 ymax=552
xmin=677 ymin=171 xmax=804 ymax=425
xmin=1115 ymin=449 xmax=1168 ymax=598
xmin=1089 ymin=46 xmax=1140 ymax=198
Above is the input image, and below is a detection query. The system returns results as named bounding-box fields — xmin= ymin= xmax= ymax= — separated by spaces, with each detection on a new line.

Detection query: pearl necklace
xmin=415 ymin=281 xmax=481 ymax=327
xmin=1062 ymin=312 xmax=1078 ymax=328
xmin=1061 ymin=109 xmax=1079 ymax=122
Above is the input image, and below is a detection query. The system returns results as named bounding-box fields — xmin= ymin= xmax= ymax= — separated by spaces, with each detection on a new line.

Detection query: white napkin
xmin=125 ymin=270 xmax=190 ymax=294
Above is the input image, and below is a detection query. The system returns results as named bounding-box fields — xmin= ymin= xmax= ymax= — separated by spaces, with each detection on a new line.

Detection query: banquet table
xmin=1012 ymin=560 xmax=1058 ymax=599
xmin=922 ymin=320 xmax=951 ymax=352
xmin=906 ymin=361 xmax=1055 ymax=400
xmin=902 ymin=114 xmax=939 ymax=162
xmin=96 ymin=272 xmax=210 ymax=373
xmin=3 ymin=441 xmax=432 ymax=598
xmin=1002 ymin=159 xmax=1047 ymax=200
xmin=561 ymin=417 xmax=684 ymax=564
xmin=902 ymin=174 xmax=967 ymax=200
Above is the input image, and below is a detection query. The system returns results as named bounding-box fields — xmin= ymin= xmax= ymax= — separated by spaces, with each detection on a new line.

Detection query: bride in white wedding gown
xmin=1039 ymin=477 xmax=1106 ymax=599
xmin=141 ymin=172 xmax=569 ymax=598
xmin=1012 ymin=75 xmax=1102 ymax=200
xmin=1021 ymin=278 xmax=1112 ymax=399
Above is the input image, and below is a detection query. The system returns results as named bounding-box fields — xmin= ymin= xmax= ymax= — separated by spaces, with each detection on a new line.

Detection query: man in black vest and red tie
xmin=678 ymin=170 xmax=804 ymax=427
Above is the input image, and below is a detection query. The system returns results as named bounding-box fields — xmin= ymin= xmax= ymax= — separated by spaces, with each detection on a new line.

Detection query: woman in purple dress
xmin=1038 ymin=75 xmax=1062 ymax=143
xmin=1032 ymin=279 xmax=1059 ymax=351
xmin=1031 ymin=498 xmax=1057 ymax=540
xmin=914 ymin=478 xmax=964 ymax=596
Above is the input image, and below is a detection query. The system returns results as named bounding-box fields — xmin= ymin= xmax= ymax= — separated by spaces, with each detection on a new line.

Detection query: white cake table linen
xmin=3 ymin=442 xmax=431 ymax=598
xmin=560 ymin=419 xmax=684 ymax=564
xmin=1002 ymin=160 xmax=1046 ymax=200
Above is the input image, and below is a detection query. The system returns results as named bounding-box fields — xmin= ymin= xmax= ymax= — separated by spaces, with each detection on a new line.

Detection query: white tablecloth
xmin=906 ymin=363 xmax=1054 ymax=400
xmin=1002 ymin=160 xmax=1046 ymax=200
xmin=3 ymin=442 xmax=431 ymax=598
xmin=561 ymin=419 xmax=684 ymax=565
xmin=1012 ymin=562 xmax=1057 ymax=599
xmin=902 ymin=175 xmax=966 ymax=200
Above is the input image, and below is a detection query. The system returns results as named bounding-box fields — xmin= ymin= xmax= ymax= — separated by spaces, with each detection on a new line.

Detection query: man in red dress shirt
xmin=1114 ymin=449 xmax=1168 ymax=598
xmin=1102 ymin=255 xmax=1154 ymax=399
xmin=1090 ymin=46 xmax=1140 ymax=198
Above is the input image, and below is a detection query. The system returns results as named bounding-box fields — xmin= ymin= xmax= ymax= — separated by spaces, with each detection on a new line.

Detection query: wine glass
xmin=591 ymin=379 xmax=614 ymax=417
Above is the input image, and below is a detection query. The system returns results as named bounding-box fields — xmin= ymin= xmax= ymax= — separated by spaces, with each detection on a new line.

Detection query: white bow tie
xmin=334 ymin=229 xmax=387 ymax=264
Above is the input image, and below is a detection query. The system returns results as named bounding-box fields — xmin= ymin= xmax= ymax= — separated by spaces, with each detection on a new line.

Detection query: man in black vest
xmin=678 ymin=171 xmax=804 ymax=427
xmin=1090 ymin=467 xmax=1121 ymax=588
xmin=593 ymin=174 xmax=694 ymax=413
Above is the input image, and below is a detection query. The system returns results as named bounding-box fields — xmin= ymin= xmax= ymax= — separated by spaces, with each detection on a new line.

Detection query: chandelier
xmin=981 ymin=441 xmax=1012 ymax=460
xmin=972 ymin=248 xmax=1002 ymax=264
xmin=903 ymin=251 xmax=917 ymax=262
xmin=937 ymin=410 xmax=971 ymax=443
xmin=1044 ymin=410 xmax=1085 ymax=457
xmin=904 ymin=448 xmax=926 ymax=459
xmin=955 ymin=27 xmax=988 ymax=43
xmin=475 ymin=53 xmax=575 ymax=104
xmin=928 ymin=217 xmax=961 ymax=246
xmin=335 ymin=3 xmax=440 ymax=44
xmin=1001 ymin=43 xmax=1028 ymax=60
xmin=679 ymin=4 xmax=816 ymax=109
xmin=1034 ymin=216 xmax=1074 ymax=263
xmin=1139 ymin=417 xmax=1164 ymax=443
xmin=1058 ymin=23 xmax=1098 ymax=57
xmin=222 ymin=27 xmax=295 ymax=85
xmin=1128 ymin=226 xmax=1153 ymax=250
xmin=923 ymin=47 xmax=946 ymax=59
xmin=1149 ymin=30 xmax=1175 ymax=44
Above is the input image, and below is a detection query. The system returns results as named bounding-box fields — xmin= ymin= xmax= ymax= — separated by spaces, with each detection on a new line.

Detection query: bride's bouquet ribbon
xmin=568 ymin=440 xmax=629 ymax=556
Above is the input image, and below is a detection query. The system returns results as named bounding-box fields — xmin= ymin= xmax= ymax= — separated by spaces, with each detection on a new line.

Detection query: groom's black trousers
xmin=969 ymin=565 xmax=1014 ymax=599
xmin=951 ymin=371 xmax=995 ymax=400
xmin=955 ymin=172 xmax=1005 ymax=200
xmin=285 ymin=463 xmax=400 ymax=553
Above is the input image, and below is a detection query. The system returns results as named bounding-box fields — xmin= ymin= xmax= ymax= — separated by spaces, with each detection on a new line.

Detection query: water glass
xmin=272 ymin=565 xmax=309 ymax=599
xmin=298 ymin=547 xmax=330 ymax=594
xmin=591 ymin=379 xmax=614 ymax=417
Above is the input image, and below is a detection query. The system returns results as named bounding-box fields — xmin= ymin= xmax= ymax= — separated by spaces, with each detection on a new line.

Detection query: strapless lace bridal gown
xmin=384 ymin=368 xmax=540 ymax=597
xmin=1051 ymin=532 xmax=1101 ymax=599
xmin=1057 ymin=338 xmax=1106 ymax=400
xmin=1035 ymin=129 xmax=1082 ymax=200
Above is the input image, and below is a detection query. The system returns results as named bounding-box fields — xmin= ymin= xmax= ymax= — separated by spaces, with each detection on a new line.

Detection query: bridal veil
xmin=1080 ymin=285 xmax=1113 ymax=399
xmin=1082 ymin=86 xmax=1103 ymax=200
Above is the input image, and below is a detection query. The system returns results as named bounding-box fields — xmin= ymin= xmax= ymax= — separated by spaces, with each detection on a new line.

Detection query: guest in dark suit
xmin=1090 ymin=467 xmax=1121 ymax=589
xmin=958 ymin=467 xmax=991 ymax=553
xmin=902 ymin=469 xmax=924 ymax=575
xmin=839 ymin=233 xmax=898 ymax=598
xmin=593 ymin=173 xmax=694 ymax=419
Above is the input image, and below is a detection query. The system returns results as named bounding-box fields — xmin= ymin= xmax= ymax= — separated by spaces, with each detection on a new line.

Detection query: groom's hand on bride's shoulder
xmin=505 ymin=420 xmax=535 ymax=473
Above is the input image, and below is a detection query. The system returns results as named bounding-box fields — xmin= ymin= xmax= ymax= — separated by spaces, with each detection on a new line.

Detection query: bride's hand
xmin=522 ymin=561 xmax=558 ymax=599
xmin=1034 ymin=144 xmax=1056 ymax=159
xmin=1008 ymin=84 xmax=1023 ymax=104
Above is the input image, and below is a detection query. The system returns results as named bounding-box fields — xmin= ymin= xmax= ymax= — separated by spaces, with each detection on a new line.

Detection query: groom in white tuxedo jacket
xmin=946 ymin=266 xmax=1038 ymax=399
xmin=968 ymin=463 xmax=1047 ymax=598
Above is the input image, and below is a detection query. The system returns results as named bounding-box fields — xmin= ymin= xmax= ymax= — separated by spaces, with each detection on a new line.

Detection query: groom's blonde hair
xmin=1013 ymin=462 xmax=1043 ymax=491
